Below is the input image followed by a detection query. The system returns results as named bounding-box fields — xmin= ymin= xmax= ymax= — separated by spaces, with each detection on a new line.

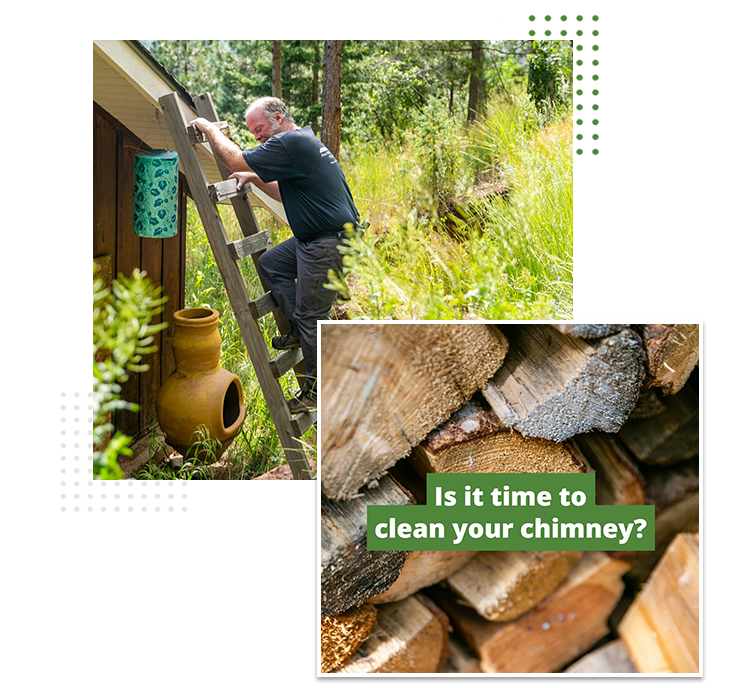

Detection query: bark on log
xmin=321 ymin=473 xmax=411 ymax=617
xmin=321 ymin=603 xmax=377 ymax=673
xmin=564 ymin=639 xmax=638 ymax=673
xmin=482 ymin=325 xmax=646 ymax=442
xmin=639 ymin=324 xmax=699 ymax=395
xmin=551 ymin=323 xmax=630 ymax=339
xmin=445 ymin=550 xmax=583 ymax=621
xmin=410 ymin=397 xmax=586 ymax=477
xmin=619 ymin=533 xmax=699 ymax=673
xmin=367 ymin=550 xmax=477 ymax=604
xmin=573 ymin=433 xmax=646 ymax=507
xmin=321 ymin=323 xmax=509 ymax=500
xmin=431 ymin=552 xmax=629 ymax=673
xmin=617 ymin=384 xmax=699 ymax=465
xmin=335 ymin=594 xmax=450 ymax=673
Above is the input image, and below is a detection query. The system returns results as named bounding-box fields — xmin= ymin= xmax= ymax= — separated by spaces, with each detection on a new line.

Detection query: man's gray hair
xmin=246 ymin=97 xmax=295 ymax=124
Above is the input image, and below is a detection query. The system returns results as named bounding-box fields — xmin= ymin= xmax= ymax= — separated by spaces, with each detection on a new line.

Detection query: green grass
xmin=334 ymin=97 xmax=573 ymax=319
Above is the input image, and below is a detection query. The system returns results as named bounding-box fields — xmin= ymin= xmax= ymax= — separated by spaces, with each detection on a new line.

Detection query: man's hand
xmin=228 ymin=171 xmax=258 ymax=191
xmin=188 ymin=117 xmax=213 ymax=134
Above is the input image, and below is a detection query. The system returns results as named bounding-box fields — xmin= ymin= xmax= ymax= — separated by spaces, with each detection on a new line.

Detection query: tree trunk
xmin=311 ymin=40 xmax=321 ymax=131
xmin=467 ymin=40 xmax=483 ymax=123
xmin=271 ymin=40 xmax=282 ymax=99
xmin=321 ymin=40 xmax=343 ymax=158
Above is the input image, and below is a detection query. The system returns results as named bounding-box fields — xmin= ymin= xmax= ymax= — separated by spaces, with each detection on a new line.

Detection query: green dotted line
xmin=590 ymin=14 xmax=600 ymax=155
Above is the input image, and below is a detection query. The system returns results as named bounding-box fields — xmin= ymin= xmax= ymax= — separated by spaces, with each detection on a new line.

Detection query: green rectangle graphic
xmin=367 ymin=473 xmax=655 ymax=552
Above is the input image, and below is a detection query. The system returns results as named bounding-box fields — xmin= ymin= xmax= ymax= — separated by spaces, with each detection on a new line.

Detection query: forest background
xmin=147 ymin=39 xmax=574 ymax=321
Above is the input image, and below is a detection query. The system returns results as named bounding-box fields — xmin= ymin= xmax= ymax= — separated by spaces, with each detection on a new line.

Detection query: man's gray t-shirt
xmin=242 ymin=127 xmax=359 ymax=242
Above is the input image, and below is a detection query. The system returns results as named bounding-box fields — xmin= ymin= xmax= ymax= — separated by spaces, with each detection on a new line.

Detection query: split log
xmin=619 ymin=533 xmax=699 ymax=673
xmin=321 ymin=474 xmax=411 ymax=617
xmin=445 ymin=550 xmax=583 ymax=621
xmin=628 ymin=387 xmax=667 ymax=419
xmin=617 ymin=384 xmax=699 ymax=465
xmin=482 ymin=325 xmax=646 ymax=442
xmin=564 ymin=639 xmax=638 ymax=673
xmin=336 ymin=594 xmax=450 ymax=673
xmin=321 ymin=603 xmax=377 ymax=673
xmin=321 ymin=323 xmax=509 ymax=500
xmin=573 ymin=433 xmax=645 ymax=507
xmin=367 ymin=551 xmax=477 ymax=604
xmin=626 ymin=458 xmax=699 ymax=587
xmin=551 ymin=323 xmax=630 ymax=339
xmin=442 ymin=637 xmax=482 ymax=673
xmin=639 ymin=324 xmax=699 ymax=395
xmin=410 ymin=397 xmax=586 ymax=478
xmin=431 ymin=552 xmax=629 ymax=673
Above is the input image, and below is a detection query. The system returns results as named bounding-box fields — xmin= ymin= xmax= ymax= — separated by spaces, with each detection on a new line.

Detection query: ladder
xmin=159 ymin=91 xmax=315 ymax=480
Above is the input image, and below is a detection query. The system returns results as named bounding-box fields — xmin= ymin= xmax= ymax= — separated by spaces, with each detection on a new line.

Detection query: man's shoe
xmin=287 ymin=387 xmax=317 ymax=414
xmin=272 ymin=329 xmax=301 ymax=350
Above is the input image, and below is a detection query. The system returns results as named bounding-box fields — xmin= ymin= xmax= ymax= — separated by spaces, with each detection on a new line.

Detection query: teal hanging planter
xmin=133 ymin=150 xmax=179 ymax=238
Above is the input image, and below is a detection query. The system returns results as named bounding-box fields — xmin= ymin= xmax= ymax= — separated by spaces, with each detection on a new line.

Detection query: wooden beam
xmin=619 ymin=533 xmax=699 ymax=673
xmin=227 ymin=232 xmax=273 ymax=260
xmin=321 ymin=323 xmax=509 ymax=500
xmin=483 ymin=325 xmax=646 ymax=442
xmin=188 ymin=120 xmax=230 ymax=144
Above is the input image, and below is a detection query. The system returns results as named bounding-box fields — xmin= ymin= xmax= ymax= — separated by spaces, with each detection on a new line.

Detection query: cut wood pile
xmin=320 ymin=323 xmax=700 ymax=673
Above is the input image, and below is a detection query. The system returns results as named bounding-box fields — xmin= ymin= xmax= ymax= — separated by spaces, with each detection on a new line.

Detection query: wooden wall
xmin=93 ymin=103 xmax=188 ymax=441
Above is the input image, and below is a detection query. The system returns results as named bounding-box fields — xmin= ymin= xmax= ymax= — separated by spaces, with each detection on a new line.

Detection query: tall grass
xmin=334 ymin=96 xmax=573 ymax=319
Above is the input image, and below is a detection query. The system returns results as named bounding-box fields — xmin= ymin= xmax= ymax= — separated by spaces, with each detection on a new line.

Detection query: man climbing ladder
xmin=190 ymin=97 xmax=361 ymax=413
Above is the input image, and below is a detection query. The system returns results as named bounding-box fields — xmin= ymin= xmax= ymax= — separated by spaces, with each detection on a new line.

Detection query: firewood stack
xmin=320 ymin=323 xmax=699 ymax=674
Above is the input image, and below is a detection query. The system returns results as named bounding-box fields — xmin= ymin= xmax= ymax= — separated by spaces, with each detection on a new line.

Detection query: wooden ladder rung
xmin=270 ymin=348 xmax=303 ymax=378
xmin=291 ymin=411 xmax=317 ymax=437
xmin=188 ymin=121 xmax=231 ymax=144
xmin=208 ymin=178 xmax=252 ymax=203
xmin=228 ymin=232 xmax=272 ymax=260
xmin=249 ymin=292 xmax=279 ymax=320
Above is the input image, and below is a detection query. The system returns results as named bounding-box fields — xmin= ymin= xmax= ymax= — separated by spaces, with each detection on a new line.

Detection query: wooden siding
xmin=94 ymin=103 xmax=187 ymax=441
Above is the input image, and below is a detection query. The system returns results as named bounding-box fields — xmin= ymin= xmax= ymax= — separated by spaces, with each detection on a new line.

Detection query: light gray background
xmin=61 ymin=13 xmax=705 ymax=683
xmin=575 ymin=15 xmax=715 ymax=318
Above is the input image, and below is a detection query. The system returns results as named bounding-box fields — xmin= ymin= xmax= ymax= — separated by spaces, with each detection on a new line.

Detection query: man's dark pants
xmin=258 ymin=233 xmax=344 ymax=391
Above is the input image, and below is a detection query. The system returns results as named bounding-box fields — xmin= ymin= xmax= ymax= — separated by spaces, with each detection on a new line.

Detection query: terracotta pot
xmin=157 ymin=308 xmax=245 ymax=459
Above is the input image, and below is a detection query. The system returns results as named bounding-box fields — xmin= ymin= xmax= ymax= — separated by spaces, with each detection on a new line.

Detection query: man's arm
xmin=229 ymin=172 xmax=282 ymax=203
xmin=189 ymin=118 xmax=251 ymax=173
